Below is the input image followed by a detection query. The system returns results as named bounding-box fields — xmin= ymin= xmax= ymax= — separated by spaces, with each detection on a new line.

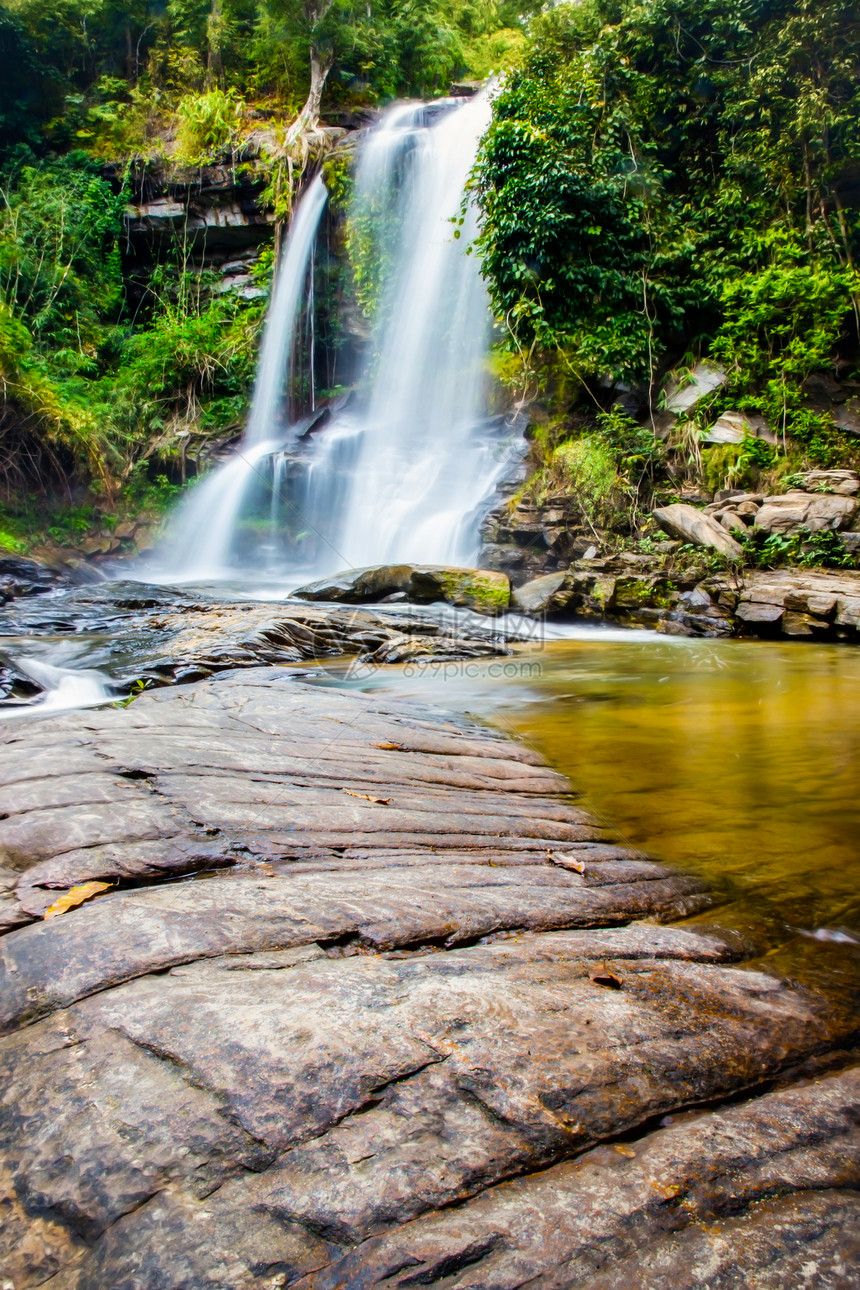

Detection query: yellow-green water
xmin=325 ymin=633 xmax=860 ymax=944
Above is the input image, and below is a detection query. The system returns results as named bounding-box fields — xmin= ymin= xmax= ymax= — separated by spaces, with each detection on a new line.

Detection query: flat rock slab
xmin=0 ymin=671 xmax=858 ymax=1288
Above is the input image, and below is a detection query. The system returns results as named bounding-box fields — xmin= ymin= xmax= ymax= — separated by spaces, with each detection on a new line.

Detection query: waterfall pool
xmin=313 ymin=633 xmax=860 ymax=952
xmin=2 ymin=576 xmax=858 ymax=977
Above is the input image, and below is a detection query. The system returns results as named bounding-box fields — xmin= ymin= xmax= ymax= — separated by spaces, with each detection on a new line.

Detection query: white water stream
xmin=153 ymin=91 xmax=515 ymax=586
xmin=0 ymin=656 xmax=110 ymax=721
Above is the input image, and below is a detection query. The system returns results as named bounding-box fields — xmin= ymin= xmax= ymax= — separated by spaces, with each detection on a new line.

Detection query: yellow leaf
xmin=344 ymin=790 xmax=391 ymax=805
xmin=43 ymin=881 xmax=114 ymax=920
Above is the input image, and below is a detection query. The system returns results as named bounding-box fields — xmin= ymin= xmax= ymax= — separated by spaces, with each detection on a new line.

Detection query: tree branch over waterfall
xmin=283 ymin=0 xmax=335 ymax=146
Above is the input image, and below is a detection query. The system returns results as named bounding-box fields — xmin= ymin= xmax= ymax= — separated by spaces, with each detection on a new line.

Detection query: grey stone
xmin=652 ymin=504 xmax=744 ymax=559
xmin=511 ymin=571 xmax=568 ymax=614
xmin=663 ymin=362 xmax=728 ymax=416
xmin=795 ymin=469 xmax=860 ymax=496
xmin=755 ymin=492 xmax=857 ymax=534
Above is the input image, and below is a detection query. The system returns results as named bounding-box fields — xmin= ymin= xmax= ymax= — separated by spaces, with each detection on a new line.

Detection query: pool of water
xmin=318 ymin=634 xmax=860 ymax=947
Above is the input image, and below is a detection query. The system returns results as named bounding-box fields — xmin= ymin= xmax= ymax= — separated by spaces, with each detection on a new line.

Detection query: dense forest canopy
xmin=475 ymin=0 xmax=860 ymax=420
xmin=0 ymin=0 xmax=534 ymax=530
xmin=0 ymin=0 xmax=858 ymax=558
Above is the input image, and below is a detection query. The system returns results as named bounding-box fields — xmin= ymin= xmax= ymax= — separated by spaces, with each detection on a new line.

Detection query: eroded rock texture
xmin=0 ymin=583 xmax=513 ymax=704
xmin=0 ymin=671 xmax=857 ymax=1288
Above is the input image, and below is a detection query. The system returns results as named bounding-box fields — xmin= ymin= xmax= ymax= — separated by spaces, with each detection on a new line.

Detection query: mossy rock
xmin=292 ymin=564 xmax=511 ymax=617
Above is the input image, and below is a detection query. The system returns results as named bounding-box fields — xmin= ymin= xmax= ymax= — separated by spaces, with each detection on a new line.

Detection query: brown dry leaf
xmin=344 ymin=790 xmax=391 ymax=805
xmin=550 ymin=851 xmax=585 ymax=873
xmin=43 ymin=881 xmax=114 ymax=920
xmin=374 ymin=741 xmax=405 ymax=751
xmin=589 ymin=964 xmax=624 ymax=990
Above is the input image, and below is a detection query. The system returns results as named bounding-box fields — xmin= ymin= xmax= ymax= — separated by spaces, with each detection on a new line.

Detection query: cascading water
xmin=155 ymin=174 xmax=329 ymax=581
xmin=154 ymin=90 xmax=516 ymax=586
xmin=294 ymin=90 xmax=510 ymax=573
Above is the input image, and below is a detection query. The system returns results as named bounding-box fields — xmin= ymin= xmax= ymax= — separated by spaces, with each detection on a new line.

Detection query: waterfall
xmin=153 ymin=91 xmax=514 ymax=586
xmin=247 ymin=174 xmax=328 ymax=444
xmin=154 ymin=174 xmax=329 ymax=582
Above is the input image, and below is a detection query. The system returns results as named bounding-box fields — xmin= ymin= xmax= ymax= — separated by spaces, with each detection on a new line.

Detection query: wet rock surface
xmin=0 ymin=555 xmax=72 ymax=604
xmin=0 ymin=581 xmax=514 ymax=697
xmin=0 ymin=670 xmax=858 ymax=1287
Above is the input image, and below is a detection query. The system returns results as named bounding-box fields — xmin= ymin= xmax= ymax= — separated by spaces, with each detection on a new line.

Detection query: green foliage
xmin=0 ymin=144 xmax=264 ymax=495
xmin=0 ymin=527 xmax=28 ymax=553
xmin=474 ymin=0 xmax=860 ymax=402
xmin=321 ymin=150 xmax=352 ymax=212
xmin=552 ymin=436 xmax=617 ymax=504
xmin=739 ymin=525 xmax=856 ymax=571
xmin=711 ymin=239 xmax=860 ymax=438
xmin=596 ymin=406 xmax=664 ymax=485
xmin=702 ymin=434 xmax=778 ymax=493
xmin=175 ymin=89 xmax=243 ymax=162
xmin=0 ymin=153 xmax=125 ymax=345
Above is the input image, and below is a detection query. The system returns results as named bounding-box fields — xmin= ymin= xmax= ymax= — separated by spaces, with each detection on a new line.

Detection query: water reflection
xmin=321 ymin=635 xmax=860 ymax=944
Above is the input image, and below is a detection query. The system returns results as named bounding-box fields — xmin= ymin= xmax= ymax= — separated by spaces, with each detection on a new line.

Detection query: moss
xmin=435 ymin=569 xmax=511 ymax=615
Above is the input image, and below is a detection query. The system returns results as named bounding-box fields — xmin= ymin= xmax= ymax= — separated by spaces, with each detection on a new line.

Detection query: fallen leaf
xmin=344 ymin=791 xmax=391 ymax=805
xmin=44 ymin=881 xmax=114 ymax=920
xmin=550 ymin=851 xmax=585 ymax=873
xmin=590 ymin=964 xmax=624 ymax=990
xmin=374 ymin=741 xmax=405 ymax=751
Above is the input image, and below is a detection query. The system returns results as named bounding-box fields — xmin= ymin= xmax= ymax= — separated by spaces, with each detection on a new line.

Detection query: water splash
xmin=0 ymin=656 xmax=110 ymax=720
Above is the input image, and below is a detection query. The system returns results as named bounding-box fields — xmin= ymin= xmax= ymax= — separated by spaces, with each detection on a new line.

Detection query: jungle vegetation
xmin=0 ymin=0 xmax=858 ymax=550
xmin=473 ymin=0 xmax=860 ymax=515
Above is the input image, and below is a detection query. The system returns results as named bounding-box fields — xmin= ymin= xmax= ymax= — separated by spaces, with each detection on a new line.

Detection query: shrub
xmin=175 ymin=90 xmax=243 ymax=163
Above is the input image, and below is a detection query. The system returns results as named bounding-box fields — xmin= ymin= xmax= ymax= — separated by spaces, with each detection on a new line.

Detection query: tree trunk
xmin=207 ymin=0 xmax=224 ymax=86
xmin=286 ymin=43 xmax=334 ymax=145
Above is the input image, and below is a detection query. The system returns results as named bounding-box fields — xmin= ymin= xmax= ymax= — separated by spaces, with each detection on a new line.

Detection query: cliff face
xmin=119 ymin=157 xmax=276 ymax=310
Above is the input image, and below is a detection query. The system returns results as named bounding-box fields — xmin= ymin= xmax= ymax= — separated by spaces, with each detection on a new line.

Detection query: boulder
xmin=0 ymin=554 xmax=68 ymax=603
xmin=652 ymin=504 xmax=744 ymax=559
xmin=663 ymin=362 xmax=727 ymax=416
xmin=292 ymin=564 xmax=512 ymax=616
xmin=511 ymin=571 xmax=568 ymax=614
xmin=793 ymin=469 xmax=860 ymax=496
xmin=735 ymin=601 xmax=785 ymax=627
xmin=701 ymin=410 xmax=776 ymax=445
xmin=834 ymin=396 xmax=860 ymax=437
xmin=754 ymin=492 xmax=858 ymax=534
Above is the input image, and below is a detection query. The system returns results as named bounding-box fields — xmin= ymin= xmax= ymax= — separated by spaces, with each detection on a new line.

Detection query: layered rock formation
xmin=0 ymin=671 xmax=857 ymax=1287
